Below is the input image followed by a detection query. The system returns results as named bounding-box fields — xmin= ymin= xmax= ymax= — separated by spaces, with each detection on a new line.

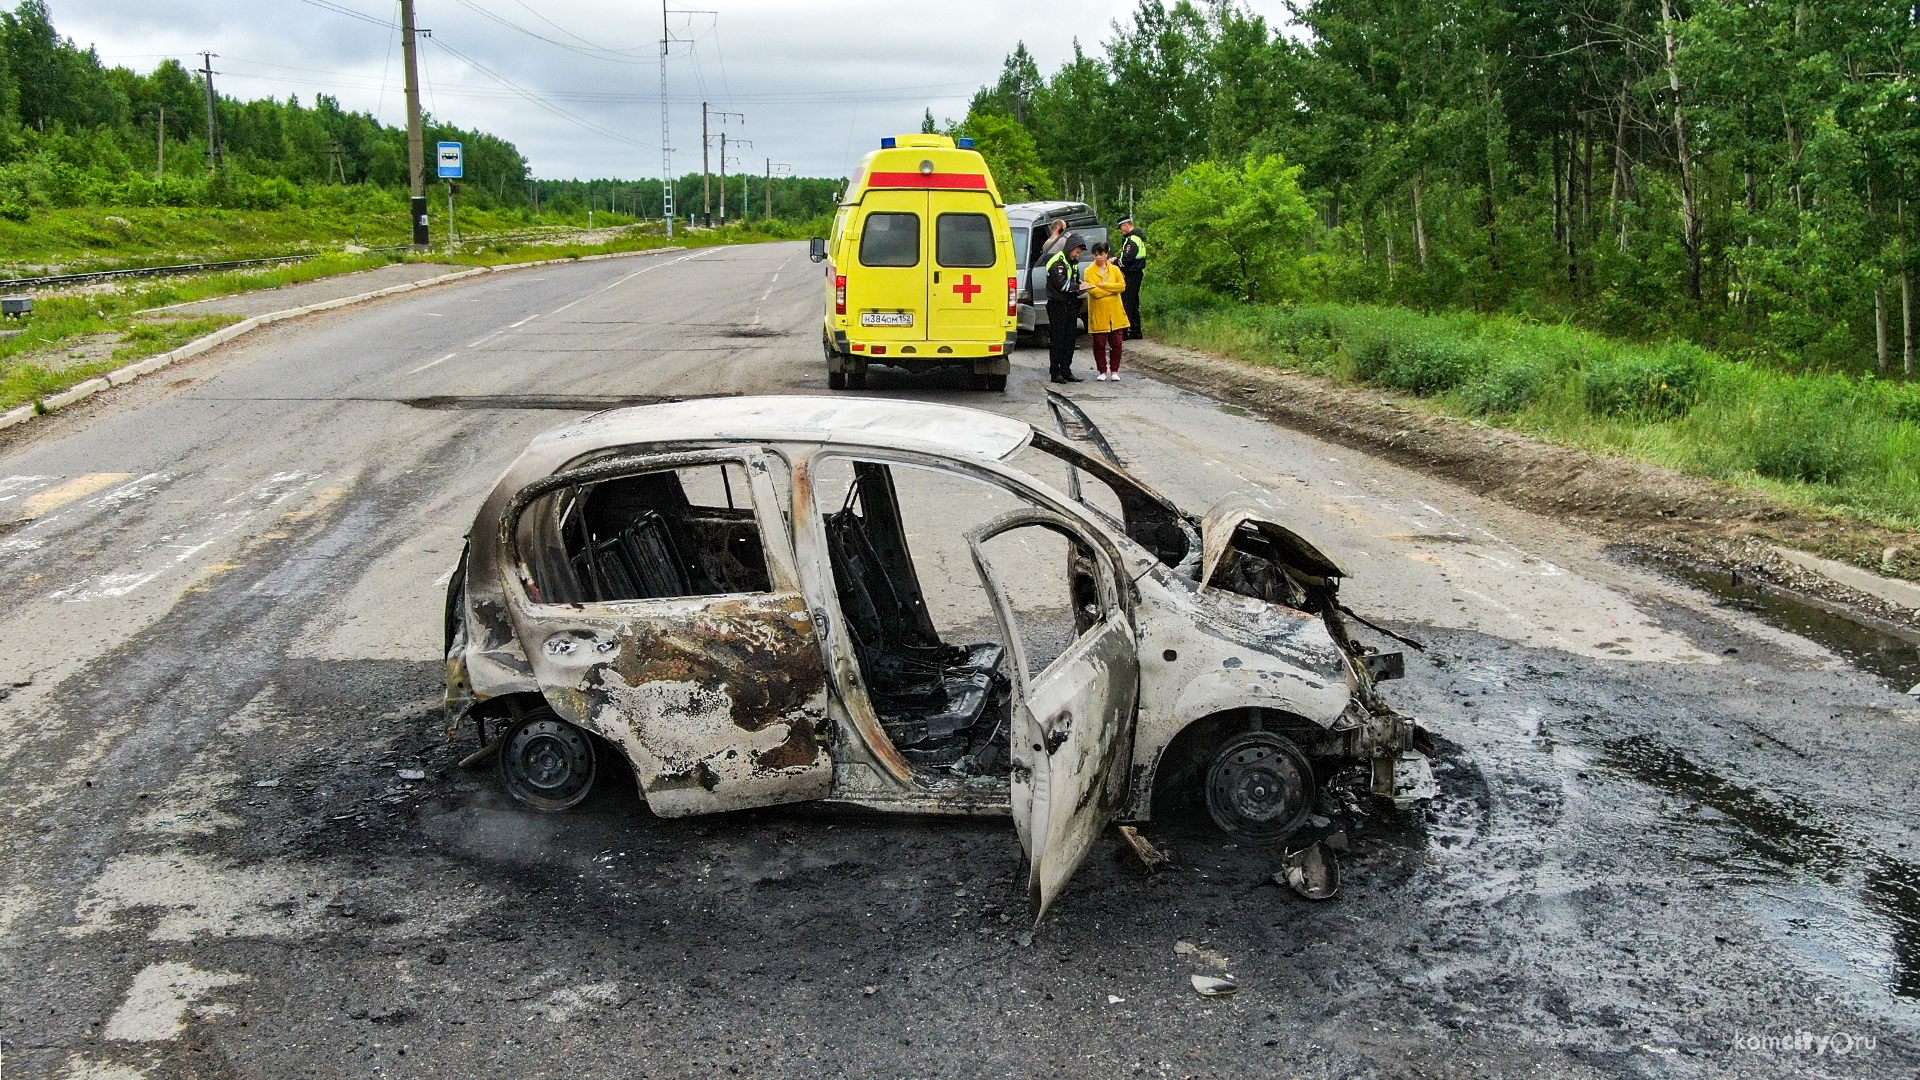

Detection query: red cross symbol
xmin=952 ymin=274 xmax=981 ymax=303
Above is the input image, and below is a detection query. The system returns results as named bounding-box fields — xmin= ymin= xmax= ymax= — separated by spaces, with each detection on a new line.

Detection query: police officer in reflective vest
xmin=1117 ymin=218 xmax=1147 ymax=340
xmin=1045 ymin=234 xmax=1087 ymax=383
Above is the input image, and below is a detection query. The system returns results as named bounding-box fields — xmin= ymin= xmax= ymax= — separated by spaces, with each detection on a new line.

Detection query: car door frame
xmin=966 ymin=505 xmax=1140 ymax=917
xmin=791 ymin=446 xmax=1143 ymax=798
xmin=499 ymin=446 xmax=836 ymax=817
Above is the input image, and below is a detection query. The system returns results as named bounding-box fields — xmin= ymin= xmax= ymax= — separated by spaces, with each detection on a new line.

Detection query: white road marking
xmin=424 ymin=312 xmax=443 ymax=317
xmin=103 ymin=962 xmax=248 ymax=1042
xmin=407 ymin=353 xmax=458 ymax=375
xmin=468 ymin=331 xmax=503 ymax=348
xmin=509 ymin=314 xmax=539 ymax=328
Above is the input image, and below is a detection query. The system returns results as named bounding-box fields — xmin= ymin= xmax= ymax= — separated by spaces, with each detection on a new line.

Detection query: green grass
xmin=1143 ymin=288 xmax=1920 ymax=531
xmin=0 ymin=200 xmax=635 ymax=275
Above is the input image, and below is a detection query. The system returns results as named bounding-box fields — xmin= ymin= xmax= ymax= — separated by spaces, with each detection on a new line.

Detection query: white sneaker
xmin=1096 ymin=373 xmax=1107 ymax=381
xmin=1109 ymin=372 xmax=1122 ymax=381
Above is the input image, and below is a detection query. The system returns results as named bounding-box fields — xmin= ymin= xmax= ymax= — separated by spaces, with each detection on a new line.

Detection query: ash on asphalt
xmin=166 ymin=623 xmax=1920 ymax=1076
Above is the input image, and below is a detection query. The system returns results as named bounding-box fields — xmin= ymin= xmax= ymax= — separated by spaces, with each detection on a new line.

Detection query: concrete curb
xmin=0 ymin=244 xmax=688 ymax=433
xmin=1771 ymin=545 xmax=1920 ymax=612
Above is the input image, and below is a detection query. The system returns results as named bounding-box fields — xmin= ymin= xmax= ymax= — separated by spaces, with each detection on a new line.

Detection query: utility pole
xmin=198 ymin=53 xmax=221 ymax=170
xmin=155 ymin=104 xmax=164 ymax=180
xmin=766 ymin=161 xmax=790 ymax=221
xmin=702 ymin=102 xmax=710 ymax=225
xmin=718 ymin=131 xmax=725 ymax=223
xmin=660 ymin=0 xmax=673 ymax=237
xmin=401 ymin=0 xmax=429 ymax=247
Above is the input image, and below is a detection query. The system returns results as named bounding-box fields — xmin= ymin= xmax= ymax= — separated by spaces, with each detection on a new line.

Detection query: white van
xmin=1005 ymin=201 xmax=1107 ymax=341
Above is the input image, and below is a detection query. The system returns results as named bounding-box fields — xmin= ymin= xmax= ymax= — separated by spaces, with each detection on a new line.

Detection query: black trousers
xmin=1046 ymin=299 xmax=1078 ymax=375
xmin=1121 ymin=268 xmax=1144 ymax=338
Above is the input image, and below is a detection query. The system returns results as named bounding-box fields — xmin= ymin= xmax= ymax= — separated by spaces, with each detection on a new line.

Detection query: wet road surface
xmin=1 ymin=241 xmax=1915 ymax=1078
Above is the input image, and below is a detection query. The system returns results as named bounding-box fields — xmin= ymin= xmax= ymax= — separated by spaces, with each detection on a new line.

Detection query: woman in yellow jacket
xmin=1082 ymin=241 xmax=1130 ymax=380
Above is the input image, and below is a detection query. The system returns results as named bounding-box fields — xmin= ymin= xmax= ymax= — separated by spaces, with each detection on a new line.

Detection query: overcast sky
xmin=67 ymin=0 xmax=1292 ymax=181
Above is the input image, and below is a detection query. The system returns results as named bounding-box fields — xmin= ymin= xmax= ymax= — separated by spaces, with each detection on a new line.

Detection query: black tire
xmin=984 ymin=373 xmax=1007 ymax=392
xmin=1204 ymin=730 xmax=1316 ymax=843
xmin=846 ymin=370 xmax=867 ymax=390
xmin=828 ymin=370 xmax=847 ymax=390
xmin=968 ymin=371 xmax=989 ymax=391
xmin=498 ymin=707 xmax=597 ymax=812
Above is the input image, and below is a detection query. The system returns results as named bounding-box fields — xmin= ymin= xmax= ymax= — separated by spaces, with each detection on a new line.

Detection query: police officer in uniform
xmin=1045 ymin=233 xmax=1087 ymax=383
xmin=1117 ymin=218 xmax=1147 ymax=340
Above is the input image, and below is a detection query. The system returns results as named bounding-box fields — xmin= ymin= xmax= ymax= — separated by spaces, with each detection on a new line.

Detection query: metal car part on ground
xmin=444 ymin=392 xmax=1437 ymax=915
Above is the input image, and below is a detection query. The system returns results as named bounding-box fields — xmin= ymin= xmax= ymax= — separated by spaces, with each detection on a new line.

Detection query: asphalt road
xmin=2 ymin=241 xmax=1916 ymax=1079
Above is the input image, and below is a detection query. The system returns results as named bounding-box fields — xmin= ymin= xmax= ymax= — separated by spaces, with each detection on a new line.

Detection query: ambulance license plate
xmin=861 ymin=312 xmax=913 ymax=327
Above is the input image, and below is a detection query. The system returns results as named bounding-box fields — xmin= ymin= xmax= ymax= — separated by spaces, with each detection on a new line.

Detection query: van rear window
xmin=937 ymin=213 xmax=997 ymax=268
xmin=859 ymin=213 xmax=920 ymax=267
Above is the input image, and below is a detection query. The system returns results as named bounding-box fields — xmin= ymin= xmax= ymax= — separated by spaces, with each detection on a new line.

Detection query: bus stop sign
xmin=437 ymin=142 xmax=463 ymax=178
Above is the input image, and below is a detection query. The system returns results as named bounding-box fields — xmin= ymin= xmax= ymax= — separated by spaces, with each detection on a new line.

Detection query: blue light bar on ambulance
xmin=956 ymin=138 xmax=975 ymax=149
xmin=880 ymin=137 xmax=897 ymax=148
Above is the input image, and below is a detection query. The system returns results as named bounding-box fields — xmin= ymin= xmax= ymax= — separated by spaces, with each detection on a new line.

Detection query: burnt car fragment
xmin=445 ymin=392 xmax=1436 ymax=914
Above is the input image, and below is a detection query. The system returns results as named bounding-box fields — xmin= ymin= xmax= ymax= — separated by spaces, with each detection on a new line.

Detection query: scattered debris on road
xmin=1117 ymin=825 xmax=1170 ymax=872
xmin=1190 ymin=974 xmax=1238 ymax=997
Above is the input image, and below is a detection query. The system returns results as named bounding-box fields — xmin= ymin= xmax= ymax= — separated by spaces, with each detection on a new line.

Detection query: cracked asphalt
xmin=1 ymin=241 xmax=1915 ymax=1078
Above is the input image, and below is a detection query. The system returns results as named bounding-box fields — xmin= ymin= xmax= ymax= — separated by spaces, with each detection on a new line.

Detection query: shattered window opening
xmin=1014 ymin=433 xmax=1195 ymax=572
xmin=812 ymin=456 xmax=1101 ymax=776
xmin=516 ymin=461 xmax=773 ymax=605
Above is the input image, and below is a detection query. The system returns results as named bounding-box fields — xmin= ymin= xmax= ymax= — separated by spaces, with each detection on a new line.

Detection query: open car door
xmin=967 ymin=507 xmax=1139 ymax=918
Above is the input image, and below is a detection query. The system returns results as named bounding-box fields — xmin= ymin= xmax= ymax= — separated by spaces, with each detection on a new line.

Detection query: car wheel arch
xmin=1137 ymin=706 xmax=1338 ymax=823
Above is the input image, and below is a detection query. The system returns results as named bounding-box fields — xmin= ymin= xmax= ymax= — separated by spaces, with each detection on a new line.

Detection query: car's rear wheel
xmin=499 ymin=707 xmax=597 ymax=812
xmin=1204 ymin=730 xmax=1315 ymax=843
xmin=828 ymin=370 xmax=847 ymax=390
xmin=984 ymin=373 xmax=1007 ymax=392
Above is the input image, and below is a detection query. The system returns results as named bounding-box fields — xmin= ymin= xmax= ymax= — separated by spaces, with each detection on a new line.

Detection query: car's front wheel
xmin=498 ymin=707 xmax=597 ymax=812
xmin=1204 ymin=730 xmax=1316 ymax=843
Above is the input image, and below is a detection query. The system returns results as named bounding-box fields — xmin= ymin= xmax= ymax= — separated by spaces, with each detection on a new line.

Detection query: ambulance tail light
xmin=1007 ymin=277 xmax=1018 ymax=317
xmin=835 ymin=275 xmax=847 ymax=315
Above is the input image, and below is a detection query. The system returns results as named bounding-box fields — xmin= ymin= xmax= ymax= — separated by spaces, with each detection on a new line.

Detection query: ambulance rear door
xmin=929 ymin=194 xmax=1009 ymax=343
xmin=848 ymin=191 xmax=928 ymax=345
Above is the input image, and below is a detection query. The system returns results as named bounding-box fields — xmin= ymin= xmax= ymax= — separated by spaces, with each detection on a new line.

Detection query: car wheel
xmin=985 ymin=373 xmax=1007 ymax=392
xmin=498 ymin=707 xmax=597 ymax=812
xmin=846 ymin=371 xmax=867 ymax=390
xmin=967 ymin=371 xmax=989 ymax=391
xmin=828 ymin=370 xmax=847 ymax=390
xmin=1204 ymin=730 xmax=1315 ymax=843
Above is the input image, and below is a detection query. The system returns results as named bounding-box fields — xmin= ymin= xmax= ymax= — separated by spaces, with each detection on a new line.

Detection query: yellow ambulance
xmin=809 ymin=134 xmax=1018 ymax=391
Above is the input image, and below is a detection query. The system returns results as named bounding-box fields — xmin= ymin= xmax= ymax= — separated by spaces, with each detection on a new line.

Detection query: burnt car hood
xmin=1199 ymin=495 xmax=1349 ymax=587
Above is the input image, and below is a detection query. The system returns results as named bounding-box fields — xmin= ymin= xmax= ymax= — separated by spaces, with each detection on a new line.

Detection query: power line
xmin=450 ymin=0 xmax=653 ymax=64
xmin=428 ymin=37 xmax=660 ymax=151
xmin=292 ymin=0 xmax=395 ymax=30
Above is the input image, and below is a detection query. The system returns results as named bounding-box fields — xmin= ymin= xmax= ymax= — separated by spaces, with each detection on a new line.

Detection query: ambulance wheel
xmin=828 ymin=370 xmax=847 ymax=390
xmin=498 ymin=707 xmax=596 ymax=812
xmin=985 ymin=374 xmax=1007 ymax=392
xmin=846 ymin=371 xmax=867 ymax=390
xmin=1204 ymin=731 xmax=1315 ymax=843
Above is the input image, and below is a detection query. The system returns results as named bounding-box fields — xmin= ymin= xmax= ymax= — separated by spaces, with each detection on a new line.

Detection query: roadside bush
xmin=1352 ymin=332 xmax=1487 ymax=395
xmin=1585 ymin=343 xmax=1713 ymax=417
xmin=1143 ymin=281 xmax=1230 ymax=320
xmin=1459 ymin=348 xmax=1562 ymax=415
xmin=1735 ymin=381 xmax=1875 ymax=483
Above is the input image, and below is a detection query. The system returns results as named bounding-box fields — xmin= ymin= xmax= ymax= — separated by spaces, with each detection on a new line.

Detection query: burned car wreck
xmin=445 ymin=392 xmax=1436 ymax=912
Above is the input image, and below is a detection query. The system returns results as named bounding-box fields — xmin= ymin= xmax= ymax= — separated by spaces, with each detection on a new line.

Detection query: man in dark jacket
xmin=1045 ymin=234 xmax=1087 ymax=383
xmin=1117 ymin=218 xmax=1147 ymax=340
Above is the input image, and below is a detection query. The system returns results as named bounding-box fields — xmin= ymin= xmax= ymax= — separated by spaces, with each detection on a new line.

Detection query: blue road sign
xmin=437 ymin=142 xmax=464 ymax=179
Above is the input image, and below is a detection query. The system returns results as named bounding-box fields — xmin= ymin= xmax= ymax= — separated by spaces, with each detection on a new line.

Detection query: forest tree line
xmin=961 ymin=0 xmax=1920 ymax=373
xmin=0 ymin=1 xmax=843 ymax=222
